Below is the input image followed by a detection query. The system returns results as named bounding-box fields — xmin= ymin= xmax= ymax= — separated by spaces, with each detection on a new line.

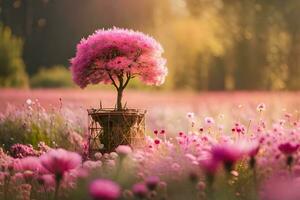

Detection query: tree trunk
xmin=116 ymin=88 xmax=123 ymax=110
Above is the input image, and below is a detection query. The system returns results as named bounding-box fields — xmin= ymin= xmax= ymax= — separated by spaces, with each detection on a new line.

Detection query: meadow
xmin=0 ymin=89 xmax=300 ymax=200
xmin=1 ymin=1 xmax=300 ymax=199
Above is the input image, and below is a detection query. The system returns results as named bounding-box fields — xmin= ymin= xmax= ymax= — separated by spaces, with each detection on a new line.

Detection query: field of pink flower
xmin=0 ymin=89 xmax=300 ymax=200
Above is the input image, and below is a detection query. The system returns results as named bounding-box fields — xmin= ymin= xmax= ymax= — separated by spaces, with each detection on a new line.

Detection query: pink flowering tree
xmin=70 ymin=28 xmax=167 ymax=110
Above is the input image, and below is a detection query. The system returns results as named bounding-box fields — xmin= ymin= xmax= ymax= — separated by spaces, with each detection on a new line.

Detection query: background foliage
xmin=0 ymin=0 xmax=299 ymax=90
xmin=30 ymin=65 xmax=74 ymax=88
xmin=0 ymin=24 xmax=28 ymax=87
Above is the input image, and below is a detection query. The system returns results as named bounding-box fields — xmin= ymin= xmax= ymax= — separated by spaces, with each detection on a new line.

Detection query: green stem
xmin=205 ymin=174 xmax=214 ymax=200
xmin=287 ymin=155 xmax=293 ymax=177
xmin=54 ymin=179 xmax=61 ymax=200
xmin=115 ymin=157 xmax=124 ymax=179
xmin=3 ymin=175 xmax=10 ymax=200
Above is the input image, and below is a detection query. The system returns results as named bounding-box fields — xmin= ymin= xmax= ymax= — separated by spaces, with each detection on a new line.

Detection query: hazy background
xmin=1 ymin=0 xmax=300 ymax=90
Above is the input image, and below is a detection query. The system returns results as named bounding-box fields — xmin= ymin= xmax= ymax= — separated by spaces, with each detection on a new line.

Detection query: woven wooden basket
xmin=87 ymin=108 xmax=146 ymax=155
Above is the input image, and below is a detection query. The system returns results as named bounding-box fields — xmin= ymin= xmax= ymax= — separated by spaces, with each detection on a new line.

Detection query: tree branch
xmin=117 ymin=74 xmax=124 ymax=89
xmin=122 ymin=73 xmax=131 ymax=89
xmin=107 ymin=72 xmax=119 ymax=90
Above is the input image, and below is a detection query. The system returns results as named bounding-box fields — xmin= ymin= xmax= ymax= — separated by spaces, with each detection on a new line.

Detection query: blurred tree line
xmin=0 ymin=23 xmax=28 ymax=87
xmin=0 ymin=0 xmax=299 ymax=90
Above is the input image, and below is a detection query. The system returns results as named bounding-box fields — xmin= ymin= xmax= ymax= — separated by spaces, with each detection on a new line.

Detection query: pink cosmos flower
xmin=39 ymin=149 xmax=81 ymax=179
xmin=132 ymin=182 xmax=148 ymax=199
xmin=89 ymin=179 xmax=121 ymax=200
xmin=278 ymin=142 xmax=300 ymax=155
xmin=14 ymin=156 xmax=45 ymax=173
xmin=211 ymin=143 xmax=244 ymax=171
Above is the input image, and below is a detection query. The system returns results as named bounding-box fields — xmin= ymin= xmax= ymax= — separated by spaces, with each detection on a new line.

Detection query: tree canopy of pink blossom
xmin=70 ymin=27 xmax=168 ymax=89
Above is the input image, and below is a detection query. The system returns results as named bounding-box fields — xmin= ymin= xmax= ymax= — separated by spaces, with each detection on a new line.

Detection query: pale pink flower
xmin=257 ymin=103 xmax=266 ymax=112
xmin=89 ymin=179 xmax=121 ymax=200
xmin=26 ymin=99 xmax=32 ymax=105
xmin=14 ymin=156 xmax=45 ymax=173
xmin=204 ymin=117 xmax=215 ymax=125
xmin=83 ymin=160 xmax=102 ymax=170
xmin=106 ymin=159 xmax=116 ymax=168
xmin=185 ymin=153 xmax=197 ymax=162
xmin=115 ymin=145 xmax=132 ymax=156
xmin=187 ymin=112 xmax=195 ymax=119
xmin=237 ymin=140 xmax=260 ymax=157
xmin=39 ymin=149 xmax=81 ymax=179
xmin=94 ymin=152 xmax=102 ymax=160
xmin=109 ymin=152 xmax=119 ymax=159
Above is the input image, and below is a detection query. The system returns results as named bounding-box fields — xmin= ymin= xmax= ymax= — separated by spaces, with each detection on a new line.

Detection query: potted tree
xmin=70 ymin=28 xmax=167 ymax=152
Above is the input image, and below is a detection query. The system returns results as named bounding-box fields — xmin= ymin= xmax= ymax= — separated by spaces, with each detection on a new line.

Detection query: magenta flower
xmin=70 ymin=27 xmax=167 ymax=110
xmin=278 ymin=142 xmax=299 ymax=155
xmin=40 ymin=148 xmax=81 ymax=180
xmin=212 ymin=143 xmax=244 ymax=171
xmin=89 ymin=179 xmax=121 ymax=200
xmin=132 ymin=182 xmax=148 ymax=199
xmin=145 ymin=176 xmax=160 ymax=190
xmin=10 ymin=144 xmax=38 ymax=158
xmin=154 ymin=139 xmax=160 ymax=145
